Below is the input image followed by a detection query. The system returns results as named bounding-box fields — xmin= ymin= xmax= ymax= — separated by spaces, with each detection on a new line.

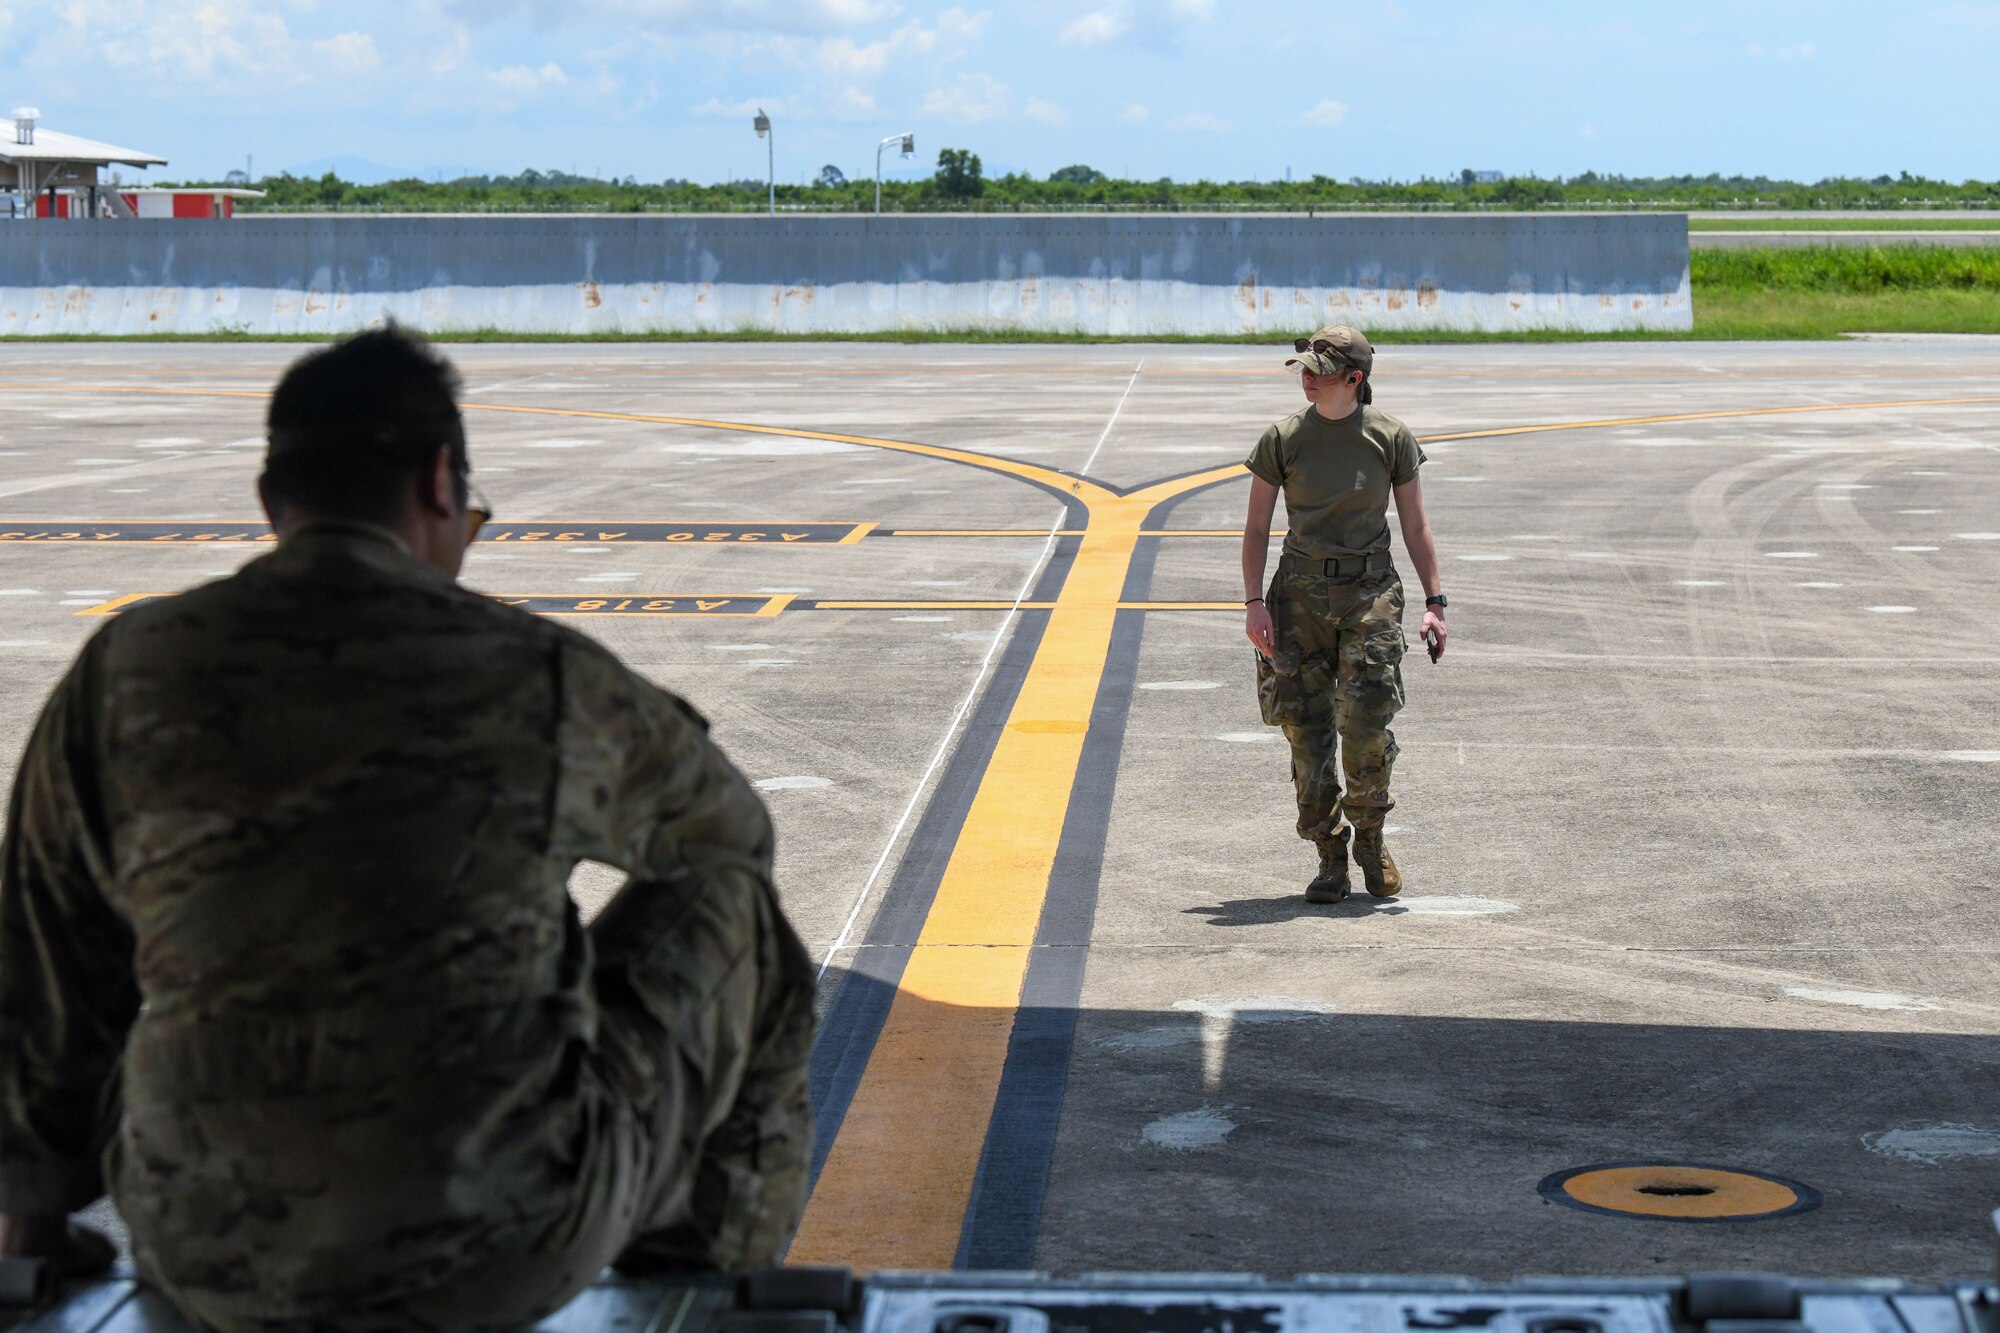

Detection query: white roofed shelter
xmin=2 ymin=108 xmax=167 ymax=218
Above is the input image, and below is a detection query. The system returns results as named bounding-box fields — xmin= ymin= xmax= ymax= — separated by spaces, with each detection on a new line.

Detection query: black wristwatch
xmin=1425 ymin=594 xmax=1448 ymax=609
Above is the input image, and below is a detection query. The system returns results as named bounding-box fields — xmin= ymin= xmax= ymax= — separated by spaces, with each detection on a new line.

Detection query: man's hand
xmin=1245 ymin=601 xmax=1275 ymax=656
xmin=1421 ymin=608 xmax=1448 ymax=662
xmin=0 ymin=1214 xmax=116 ymax=1278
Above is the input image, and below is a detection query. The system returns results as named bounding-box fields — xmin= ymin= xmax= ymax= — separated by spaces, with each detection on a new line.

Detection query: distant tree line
xmin=174 ymin=157 xmax=2000 ymax=213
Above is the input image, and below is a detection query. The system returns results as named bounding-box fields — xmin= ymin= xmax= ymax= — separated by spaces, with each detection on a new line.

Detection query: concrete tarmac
xmin=1 ymin=339 xmax=1998 ymax=1282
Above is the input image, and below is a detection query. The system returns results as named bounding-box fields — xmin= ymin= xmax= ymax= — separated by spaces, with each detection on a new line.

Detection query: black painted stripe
xmin=806 ymin=526 xmax=1083 ymax=1187
xmin=951 ymin=518 xmax=1170 ymax=1268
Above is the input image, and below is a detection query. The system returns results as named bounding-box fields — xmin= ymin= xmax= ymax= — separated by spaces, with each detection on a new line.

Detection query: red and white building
xmin=2 ymin=108 xmax=261 ymax=218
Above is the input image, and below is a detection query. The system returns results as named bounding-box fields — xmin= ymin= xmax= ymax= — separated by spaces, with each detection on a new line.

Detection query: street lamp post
xmin=875 ymin=132 xmax=915 ymax=214
xmin=753 ymin=108 xmax=774 ymax=216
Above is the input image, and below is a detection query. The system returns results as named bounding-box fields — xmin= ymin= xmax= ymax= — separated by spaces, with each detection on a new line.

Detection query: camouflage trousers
xmin=1254 ymin=558 xmax=1407 ymax=843
xmin=119 ymin=871 xmax=816 ymax=1333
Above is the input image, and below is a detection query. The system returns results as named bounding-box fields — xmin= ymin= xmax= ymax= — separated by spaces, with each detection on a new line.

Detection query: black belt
xmin=1304 ymin=551 xmax=1392 ymax=578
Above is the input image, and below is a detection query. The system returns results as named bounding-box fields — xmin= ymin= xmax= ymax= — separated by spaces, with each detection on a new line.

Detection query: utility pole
xmin=754 ymin=109 xmax=774 ymax=216
xmin=875 ymin=132 xmax=915 ymax=214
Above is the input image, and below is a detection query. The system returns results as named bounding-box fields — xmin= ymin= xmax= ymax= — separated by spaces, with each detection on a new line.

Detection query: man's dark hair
xmin=260 ymin=324 xmax=468 ymax=524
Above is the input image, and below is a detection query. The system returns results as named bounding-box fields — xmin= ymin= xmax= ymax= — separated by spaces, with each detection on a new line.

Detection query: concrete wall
xmin=0 ymin=214 xmax=1691 ymax=336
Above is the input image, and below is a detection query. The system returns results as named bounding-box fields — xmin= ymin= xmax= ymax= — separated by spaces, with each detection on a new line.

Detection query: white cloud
xmin=488 ymin=62 xmax=569 ymax=94
xmin=922 ymin=70 xmax=1012 ymax=123
xmin=752 ymin=7 xmax=985 ymax=99
xmin=831 ymin=86 xmax=879 ymax=119
xmin=1747 ymin=38 xmax=1817 ymax=61
xmin=312 ymin=32 xmax=384 ymax=77
xmin=1165 ymin=110 xmax=1230 ymax=133
xmin=1932 ymin=2 xmax=2000 ymax=29
xmin=691 ymin=95 xmax=785 ymax=118
xmin=1117 ymin=102 xmax=1150 ymax=126
xmin=430 ymin=25 xmax=473 ymax=76
xmin=1055 ymin=0 xmax=1210 ymax=48
xmin=1301 ymin=99 xmax=1346 ymax=129
xmin=1023 ymin=97 xmax=1069 ymax=127
xmin=446 ymin=0 xmax=903 ymax=34
xmin=1059 ymin=9 xmax=1129 ymax=46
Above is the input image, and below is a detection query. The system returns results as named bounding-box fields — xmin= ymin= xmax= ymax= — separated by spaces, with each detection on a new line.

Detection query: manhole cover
xmin=1538 ymin=1162 xmax=1820 ymax=1222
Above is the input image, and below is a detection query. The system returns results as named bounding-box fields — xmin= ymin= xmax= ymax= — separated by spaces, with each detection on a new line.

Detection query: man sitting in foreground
xmin=0 ymin=328 xmax=815 ymax=1330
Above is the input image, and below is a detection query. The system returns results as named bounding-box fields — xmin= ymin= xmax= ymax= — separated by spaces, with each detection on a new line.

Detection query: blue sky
xmin=1 ymin=1 xmax=1995 ymax=185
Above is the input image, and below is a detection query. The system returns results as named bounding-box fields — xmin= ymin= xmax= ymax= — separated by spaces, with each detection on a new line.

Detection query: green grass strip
xmin=1690 ymin=217 xmax=2000 ymax=232
xmin=1693 ymin=245 xmax=2000 ymax=292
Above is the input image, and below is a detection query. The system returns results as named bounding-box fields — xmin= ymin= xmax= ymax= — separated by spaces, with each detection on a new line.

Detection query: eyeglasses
xmin=466 ymin=481 xmax=493 ymax=542
xmin=1294 ymin=338 xmax=1348 ymax=357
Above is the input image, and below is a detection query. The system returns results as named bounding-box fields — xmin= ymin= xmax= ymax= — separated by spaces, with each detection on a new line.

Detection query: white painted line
xmin=1945 ymin=751 xmax=2000 ymax=763
xmin=814 ymin=357 xmax=1146 ymax=983
xmin=1892 ymin=546 xmax=1940 ymax=553
xmin=57 ymin=599 xmax=98 ymax=607
xmin=1677 ymin=579 xmax=1725 ymax=587
xmin=1460 ymin=554 xmax=1514 ymax=562
xmin=1819 ymin=483 xmax=1873 ymax=490
xmin=1867 ymin=605 xmax=1919 ymax=614
xmin=1216 ymin=731 xmax=1277 ymax=744
xmin=1795 ymin=581 xmax=1845 ymax=589
xmin=1957 ymin=532 xmax=2000 ymax=541
xmin=1864 ymin=1125 xmax=2000 ymax=1165
xmin=1907 ymin=470 xmax=1952 ymax=476
xmin=1899 ymin=508 xmax=1942 ymax=515
xmin=1784 ymin=987 xmax=1938 ymax=1012
xmin=1139 ymin=680 xmax=1224 ymax=691
xmin=0 ymin=589 xmax=42 ymax=597
xmin=1142 ymin=1107 xmax=1236 ymax=1151
xmin=754 ymin=775 xmax=832 ymax=791
xmin=62 ymin=590 xmax=114 ymax=596
xmin=1764 ymin=551 xmax=1818 ymax=559
xmin=1397 ymin=896 xmax=1519 ymax=916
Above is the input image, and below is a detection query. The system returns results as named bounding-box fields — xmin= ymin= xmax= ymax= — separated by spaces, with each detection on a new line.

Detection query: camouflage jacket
xmin=0 ymin=522 xmax=786 ymax=1269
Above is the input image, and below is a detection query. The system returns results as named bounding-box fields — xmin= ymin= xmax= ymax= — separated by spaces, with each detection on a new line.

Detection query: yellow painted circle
xmin=1555 ymin=1165 xmax=1800 ymax=1220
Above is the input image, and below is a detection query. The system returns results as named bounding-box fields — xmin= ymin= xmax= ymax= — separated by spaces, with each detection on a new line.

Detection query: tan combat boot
xmin=1305 ymin=829 xmax=1351 ymax=904
xmin=1352 ymin=826 xmax=1402 ymax=898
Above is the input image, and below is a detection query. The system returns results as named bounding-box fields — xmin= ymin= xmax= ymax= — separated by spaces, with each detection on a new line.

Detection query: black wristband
xmin=1425 ymin=594 xmax=1448 ymax=609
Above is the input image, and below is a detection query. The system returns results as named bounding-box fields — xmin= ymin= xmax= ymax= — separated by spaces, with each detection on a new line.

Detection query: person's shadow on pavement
xmin=1184 ymin=895 xmax=1407 ymax=927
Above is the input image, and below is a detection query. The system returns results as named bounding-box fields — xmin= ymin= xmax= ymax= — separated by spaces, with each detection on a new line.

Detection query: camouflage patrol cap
xmin=1283 ymin=325 xmax=1374 ymax=377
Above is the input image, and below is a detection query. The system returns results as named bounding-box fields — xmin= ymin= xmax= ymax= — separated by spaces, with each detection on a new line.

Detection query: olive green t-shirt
xmin=1244 ymin=403 xmax=1426 ymax=560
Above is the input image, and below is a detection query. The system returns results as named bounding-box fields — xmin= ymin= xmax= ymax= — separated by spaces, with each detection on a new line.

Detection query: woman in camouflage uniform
xmin=1241 ymin=326 xmax=1449 ymax=904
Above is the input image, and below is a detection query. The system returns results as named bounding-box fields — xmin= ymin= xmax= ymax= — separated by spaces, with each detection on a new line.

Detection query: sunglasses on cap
xmin=1293 ymin=338 xmax=1353 ymax=359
